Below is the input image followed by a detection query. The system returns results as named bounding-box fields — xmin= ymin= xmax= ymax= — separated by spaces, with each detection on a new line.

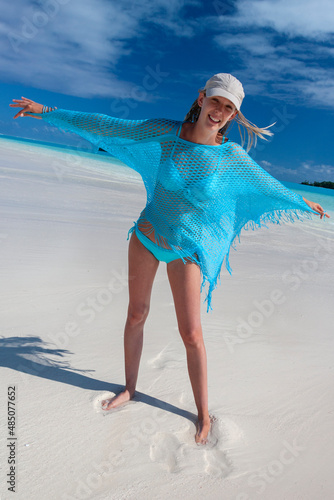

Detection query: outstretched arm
xmin=10 ymin=97 xmax=178 ymax=145
xmin=302 ymin=197 xmax=330 ymax=219
xmin=9 ymin=96 xmax=180 ymax=183
xmin=226 ymin=143 xmax=330 ymax=223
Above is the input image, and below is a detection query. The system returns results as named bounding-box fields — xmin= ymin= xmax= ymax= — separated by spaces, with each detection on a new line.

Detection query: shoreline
xmin=2 ymin=134 xmax=334 ymax=194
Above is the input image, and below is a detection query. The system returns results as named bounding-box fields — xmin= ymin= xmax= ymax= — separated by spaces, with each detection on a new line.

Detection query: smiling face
xmin=197 ymin=92 xmax=238 ymax=131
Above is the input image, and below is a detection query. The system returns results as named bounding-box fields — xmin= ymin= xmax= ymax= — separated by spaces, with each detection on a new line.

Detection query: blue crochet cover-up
xmin=37 ymin=110 xmax=315 ymax=310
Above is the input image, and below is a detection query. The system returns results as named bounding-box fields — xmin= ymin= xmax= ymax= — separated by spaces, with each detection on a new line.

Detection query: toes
xmin=101 ymin=399 xmax=112 ymax=410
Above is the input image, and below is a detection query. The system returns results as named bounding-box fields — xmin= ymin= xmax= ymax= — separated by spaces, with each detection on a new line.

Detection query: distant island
xmin=301 ymin=181 xmax=334 ymax=190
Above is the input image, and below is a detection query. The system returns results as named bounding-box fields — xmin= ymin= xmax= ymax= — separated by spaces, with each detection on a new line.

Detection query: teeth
xmin=209 ymin=115 xmax=220 ymax=123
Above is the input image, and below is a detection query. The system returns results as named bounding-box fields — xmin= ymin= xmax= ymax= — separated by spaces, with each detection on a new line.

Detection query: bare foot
xmin=101 ymin=389 xmax=133 ymax=411
xmin=195 ymin=416 xmax=211 ymax=445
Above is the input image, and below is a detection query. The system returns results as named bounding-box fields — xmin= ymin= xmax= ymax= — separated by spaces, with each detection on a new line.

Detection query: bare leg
xmin=167 ymin=259 xmax=211 ymax=444
xmin=102 ymin=231 xmax=159 ymax=410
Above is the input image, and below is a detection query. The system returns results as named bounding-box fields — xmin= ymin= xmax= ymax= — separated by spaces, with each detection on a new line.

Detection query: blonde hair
xmin=184 ymin=90 xmax=273 ymax=151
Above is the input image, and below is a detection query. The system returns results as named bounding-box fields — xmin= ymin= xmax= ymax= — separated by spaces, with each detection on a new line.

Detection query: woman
xmin=10 ymin=73 xmax=329 ymax=445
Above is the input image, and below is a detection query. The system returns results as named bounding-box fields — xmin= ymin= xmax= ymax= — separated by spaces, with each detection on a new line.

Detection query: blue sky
xmin=1 ymin=0 xmax=334 ymax=183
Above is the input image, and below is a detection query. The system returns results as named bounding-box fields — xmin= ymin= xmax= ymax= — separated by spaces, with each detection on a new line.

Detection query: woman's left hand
xmin=10 ymin=97 xmax=43 ymax=119
xmin=303 ymin=197 xmax=330 ymax=219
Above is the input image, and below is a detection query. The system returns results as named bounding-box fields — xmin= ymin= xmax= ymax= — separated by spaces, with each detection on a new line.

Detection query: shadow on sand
xmin=0 ymin=336 xmax=196 ymax=422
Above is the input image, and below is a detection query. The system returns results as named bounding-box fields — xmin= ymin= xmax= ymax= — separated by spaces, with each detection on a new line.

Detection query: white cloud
xmin=2 ymin=0 xmax=198 ymax=98
xmin=215 ymin=33 xmax=276 ymax=56
xmin=292 ymin=79 xmax=334 ymax=108
xmin=234 ymin=0 xmax=334 ymax=40
xmin=212 ymin=0 xmax=334 ymax=109
xmin=261 ymin=160 xmax=272 ymax=167
xmin=3 ymin=0 xmax=334 ymax=111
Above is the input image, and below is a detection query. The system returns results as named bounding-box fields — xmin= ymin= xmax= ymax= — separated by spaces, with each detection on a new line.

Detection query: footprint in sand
xmin=204 ymin=448 xmax=232 ymax=477
xmin=149 ymin=416 xmax=233 ymax=478
xmin=147 ymin=344 xmax=185 ymax=371
xmin=218 ymin=416 xmax=245 ymax=445
xmin=149 ymin=433 xmax=184 ymax=473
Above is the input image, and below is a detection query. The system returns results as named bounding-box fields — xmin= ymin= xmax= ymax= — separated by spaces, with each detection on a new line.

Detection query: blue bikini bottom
xmin=134 ymin=226 xmax=181 ymax=263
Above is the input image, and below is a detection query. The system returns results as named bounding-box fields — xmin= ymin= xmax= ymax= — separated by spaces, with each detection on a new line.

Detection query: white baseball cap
xmin=204 ymin=73 xmax=245 ymax=110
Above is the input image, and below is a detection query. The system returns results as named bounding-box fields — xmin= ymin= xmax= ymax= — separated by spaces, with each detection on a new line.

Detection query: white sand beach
xmin=1 ymin=137 xmax=334 ymax=500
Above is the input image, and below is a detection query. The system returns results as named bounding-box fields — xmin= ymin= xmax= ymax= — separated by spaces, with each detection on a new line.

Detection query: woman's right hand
xmin=10 ymin=97 xmax=43 ymax=119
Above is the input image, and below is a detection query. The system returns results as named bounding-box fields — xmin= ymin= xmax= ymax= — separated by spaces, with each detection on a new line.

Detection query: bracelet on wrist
xmin=42 ymin=106 xmax=57 ymax=114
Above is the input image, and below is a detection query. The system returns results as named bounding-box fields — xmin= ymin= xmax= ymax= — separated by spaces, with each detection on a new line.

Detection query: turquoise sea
xmin=1 ymin=133 xmax=334 ymax=216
